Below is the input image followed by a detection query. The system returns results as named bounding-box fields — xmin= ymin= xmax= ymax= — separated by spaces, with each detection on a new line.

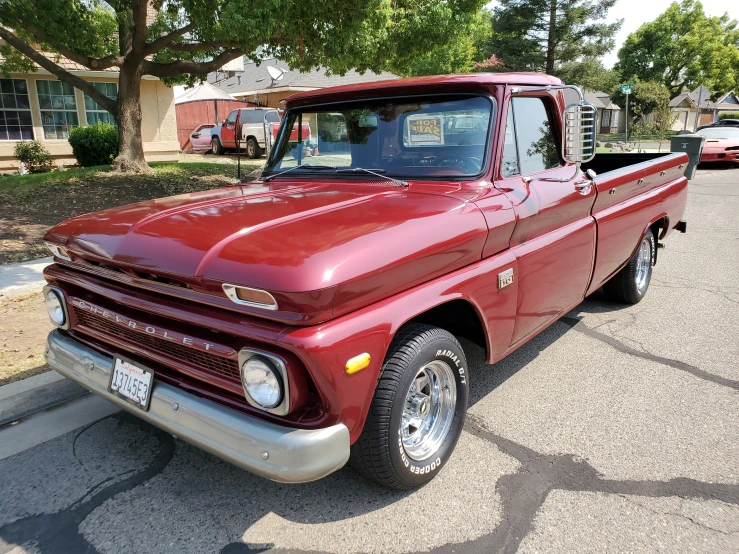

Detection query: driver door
xmin=496 ymin=94 xmax=597 ymax=348
xmin=220 ymin=110 xmax=238 ymax=148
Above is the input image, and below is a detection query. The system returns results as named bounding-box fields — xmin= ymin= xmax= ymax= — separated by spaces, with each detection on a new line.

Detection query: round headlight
xmin=242 ymin=356 xmax=283 ymax=409
xmin=44 ymin=289 xmax=66 ymax=327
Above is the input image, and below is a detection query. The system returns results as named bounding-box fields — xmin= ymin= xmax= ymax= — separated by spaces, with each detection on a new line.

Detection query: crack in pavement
xmin=0 ymin=413 xmax=175 ymax=554
xmin=219 ymin=416 xmax=739 ymax=554
xmin=560 ymin=316 xmax=739 ymax=391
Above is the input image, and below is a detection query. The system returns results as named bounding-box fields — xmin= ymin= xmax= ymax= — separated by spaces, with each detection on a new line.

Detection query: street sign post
xmin=620 ymin=84 xmax=634 ymax=146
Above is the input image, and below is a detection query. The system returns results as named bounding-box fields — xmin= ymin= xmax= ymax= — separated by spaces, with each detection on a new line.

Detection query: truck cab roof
xmin=286 ymin=72 xmax=563 ymax=107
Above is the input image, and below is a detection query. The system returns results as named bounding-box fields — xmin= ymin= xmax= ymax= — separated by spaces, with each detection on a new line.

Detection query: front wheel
xmin=350 ymin=324 xmax=468 ymax=489
xmin=603 ymin=228 xmax=655 ymax=304
xmin=211 ymin=137 xmax=224 ymax=155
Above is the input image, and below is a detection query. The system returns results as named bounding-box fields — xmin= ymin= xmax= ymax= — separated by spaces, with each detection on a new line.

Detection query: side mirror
xmin=191 ymin=133 xmax=200 ymax=138
xmin=562 ymin=103 xmax=596 ymax=165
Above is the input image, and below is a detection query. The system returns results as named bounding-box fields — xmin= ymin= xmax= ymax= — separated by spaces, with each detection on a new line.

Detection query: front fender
xmin=277 ymin=249 xmax=517 ymax=443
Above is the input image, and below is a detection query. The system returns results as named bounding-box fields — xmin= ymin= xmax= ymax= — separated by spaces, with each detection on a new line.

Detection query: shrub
xmin=14 ymin=140 xmax=53 ymax=173
xmin=68 ymin=122 xmax=119 ymax=167
xmin=718 ymin=112 xmax=739 ymax=121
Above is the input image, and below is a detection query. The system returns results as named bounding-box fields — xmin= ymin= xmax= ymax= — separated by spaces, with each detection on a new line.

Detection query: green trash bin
xmin=670 ymin=134 xmax=706 ymax=180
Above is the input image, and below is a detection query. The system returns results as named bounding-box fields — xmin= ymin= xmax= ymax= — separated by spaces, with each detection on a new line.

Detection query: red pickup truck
xmin=42 ymin=73 xmax=688 ymax=489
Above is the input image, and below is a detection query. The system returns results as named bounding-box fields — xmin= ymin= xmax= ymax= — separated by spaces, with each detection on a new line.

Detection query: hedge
xmin=718 ymin=112 xmax=739 ymax=121
xmin=68 ymin=122 xmax=119 ymax=167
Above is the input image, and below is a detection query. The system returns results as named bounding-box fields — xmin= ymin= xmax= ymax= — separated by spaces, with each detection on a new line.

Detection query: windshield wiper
xmin=335 ymin=168 xmax=409 ymax=187
xmin=263 ymin=164 xmax=337 ymax=182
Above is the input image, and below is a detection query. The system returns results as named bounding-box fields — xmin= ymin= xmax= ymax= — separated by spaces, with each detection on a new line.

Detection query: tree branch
xmin=26 ymin=25 xmax=122 ymax=70
xmin=142 ymin=49 xmax=243 ymax=77
xmin=0 ymin=27 xmax=115 ymax=113
xmin=144 ymin=22 xmax=197 ymax=55
xmin=162 ymin=40 xmax=240 ymax=53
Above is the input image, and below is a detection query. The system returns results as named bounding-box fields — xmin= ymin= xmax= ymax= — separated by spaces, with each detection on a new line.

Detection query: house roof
xmin=583 ymin=90 xmax=620 ymax=110
xmin=175 ymin=82 xmax=236 ymax=103
xmin=669 ymin=85 xmax=712 ymax=108
xmin=209 ymin=57 xmax=399 ymax=97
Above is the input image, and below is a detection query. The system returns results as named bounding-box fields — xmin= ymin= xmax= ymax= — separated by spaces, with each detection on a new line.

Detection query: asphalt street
xmin=1 ymin=167 xmax=737 ymax=554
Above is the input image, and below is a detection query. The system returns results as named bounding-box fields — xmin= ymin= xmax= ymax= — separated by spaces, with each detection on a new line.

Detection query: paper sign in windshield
xmin=406 ymin=115 xmax=444 ymax=145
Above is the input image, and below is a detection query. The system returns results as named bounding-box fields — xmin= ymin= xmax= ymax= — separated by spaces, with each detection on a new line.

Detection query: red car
xmin=41 ymin=73 xmax=689 ymax=489
xmin=696 ymin=127 xmax=739 ymax=165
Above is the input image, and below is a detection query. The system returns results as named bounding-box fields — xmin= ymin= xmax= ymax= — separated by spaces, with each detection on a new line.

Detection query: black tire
xmin=603 ymin=228 xmax=655 ymax=304
xmin=245 ymin=138 xmax=261 ymax=159
xmin=350 ymin=324 xmax=469 ymax=490
xmin=211 ymin=137 xmax=224 ymax=155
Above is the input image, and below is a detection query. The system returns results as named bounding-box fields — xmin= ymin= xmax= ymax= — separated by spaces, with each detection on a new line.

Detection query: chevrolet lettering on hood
xmin=71 ymin=298 xmax=233 ymax=357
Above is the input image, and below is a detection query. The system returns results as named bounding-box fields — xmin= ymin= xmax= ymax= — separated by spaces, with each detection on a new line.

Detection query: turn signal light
xmin=345 ymin=353 xmax=371 ymax=375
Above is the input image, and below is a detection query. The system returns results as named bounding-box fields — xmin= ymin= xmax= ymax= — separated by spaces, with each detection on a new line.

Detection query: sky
xmin=486 ymin=0 xmax=739 ymax=68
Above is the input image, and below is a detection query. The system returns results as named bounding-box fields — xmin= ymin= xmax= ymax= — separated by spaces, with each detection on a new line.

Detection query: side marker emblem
xmin=498 ymin=268 xmax=514 ymax=290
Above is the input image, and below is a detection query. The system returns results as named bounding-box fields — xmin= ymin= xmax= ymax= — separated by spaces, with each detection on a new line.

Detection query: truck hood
xmin=46 ymin=180 xmax=489 ymax=322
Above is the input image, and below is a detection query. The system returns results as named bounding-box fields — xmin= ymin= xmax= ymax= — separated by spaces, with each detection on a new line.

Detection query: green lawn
xmin=0 ymin=161 xmax=262 ymax=264
xmin=599 ymin=131 xmax=677 ymax=143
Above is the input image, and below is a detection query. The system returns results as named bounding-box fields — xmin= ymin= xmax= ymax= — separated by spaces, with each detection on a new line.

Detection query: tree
xmin=611 ymin=79 xmax=671 ymax=140
xmin=555 ymin=57 xmax=620 ymax=91
xmin=0 ymin=0 xmax=485 ymax=172
xmin=399 ymin=9 xmax=490 ymax=77
xmin=481 ymin=0 xmax=621 ymax=75
xmin=616 ymin=0 xmax=739 ymax=99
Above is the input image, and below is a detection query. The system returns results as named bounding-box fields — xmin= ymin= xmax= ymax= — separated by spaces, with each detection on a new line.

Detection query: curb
xmin=0 ymin=370 xmax=89 ymax=428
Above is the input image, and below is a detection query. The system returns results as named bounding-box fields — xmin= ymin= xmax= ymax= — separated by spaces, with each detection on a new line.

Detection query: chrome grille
xmin=73 ymin=306 xmax=240 ymax=382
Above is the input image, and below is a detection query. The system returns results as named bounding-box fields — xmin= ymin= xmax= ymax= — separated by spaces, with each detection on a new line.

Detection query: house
xmin=668 ymin=86 xmax=739 ymax=131
xmin=583 ymin=90 xmax=624 ymax=135
xmin=0 ymin=47 xmax=178 ymax=171
xmin=209 ymin=57 xmax=399 ymax=109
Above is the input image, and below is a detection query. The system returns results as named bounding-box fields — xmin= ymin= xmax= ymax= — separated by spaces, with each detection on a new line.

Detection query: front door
xmin=220 ymin=109 xmax=238 ymax=147
xmin=496 ymin=94 xmax=597 ymax=347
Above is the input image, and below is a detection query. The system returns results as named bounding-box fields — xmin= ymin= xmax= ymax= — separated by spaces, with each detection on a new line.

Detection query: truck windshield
xmin=264 ymin=96 xmax=493 ymax=178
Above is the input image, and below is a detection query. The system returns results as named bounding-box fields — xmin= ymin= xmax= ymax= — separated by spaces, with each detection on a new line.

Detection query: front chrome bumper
xmin=45 ymin=330 xmax=350 ymax=483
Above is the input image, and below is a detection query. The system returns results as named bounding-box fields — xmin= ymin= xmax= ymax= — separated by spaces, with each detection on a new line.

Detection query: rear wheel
xmin=350 ymin=324 xmax=468 ymax=489
xmin=603 ymin=228 xmax=655 ymax=304
xmin=211 ymin=137 xmax=224 ymax=155
xmin=246 ymin=138 xmax=261 ymax=159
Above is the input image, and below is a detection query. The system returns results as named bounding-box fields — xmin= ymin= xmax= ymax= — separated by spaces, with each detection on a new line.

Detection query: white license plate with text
xmin=109 ymin=358 xmax=154 ymax=410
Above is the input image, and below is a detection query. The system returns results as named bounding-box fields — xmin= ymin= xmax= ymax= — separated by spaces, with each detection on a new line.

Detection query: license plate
xmin=109 ymin=357 xmax=154 ymax=411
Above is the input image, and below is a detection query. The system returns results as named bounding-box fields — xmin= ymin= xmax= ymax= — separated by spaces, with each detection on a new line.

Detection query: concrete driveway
xmin=1 ymin=168 xmax=737 ymax=554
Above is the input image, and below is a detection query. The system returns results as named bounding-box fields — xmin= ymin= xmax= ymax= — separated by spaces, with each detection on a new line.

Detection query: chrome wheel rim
xmin=247 ymin=142 xmax=255 ymax=157
xmin=635 ymin=238 xmax=652 ymax=292
xmin=212 ymin=141 xmax=218 ymax=154
xmin=401 ymin=360 xmax=456 ymax=461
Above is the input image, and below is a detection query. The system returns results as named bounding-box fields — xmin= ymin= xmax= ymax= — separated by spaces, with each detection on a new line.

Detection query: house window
xmin=36 ymin=80 xmax=79 ymax=139
xmin=601 ymin=110 xmax=611 ymax=128
xmin=84 ymin=82 xmax=117 ymax=124
xmin=0 ymin=78 xmax=33 ymax=140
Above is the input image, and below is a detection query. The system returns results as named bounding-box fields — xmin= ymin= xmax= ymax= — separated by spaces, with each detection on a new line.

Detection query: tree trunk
xmin=113 ymin=61 xmax=150 ymax=173
xmin=545 ymin=0 xmax=557 ymax=75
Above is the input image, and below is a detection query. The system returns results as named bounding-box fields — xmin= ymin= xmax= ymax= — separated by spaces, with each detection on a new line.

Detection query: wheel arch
xmin=395 ymin=298 xmax=489 ymax=361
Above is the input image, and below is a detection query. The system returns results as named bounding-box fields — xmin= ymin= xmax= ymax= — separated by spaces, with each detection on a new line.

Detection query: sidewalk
xmin=0 ymin=257 xmax=52 ymax=297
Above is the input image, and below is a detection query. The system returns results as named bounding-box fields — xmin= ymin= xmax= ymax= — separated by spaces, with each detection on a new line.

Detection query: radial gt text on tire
xmin=350 ymin=323 xmax=469 ymax=489
xmin=603 ymin=227 xmax=655 ymax=304
xmin=211 ymin=137 xmax=224 ymax=155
